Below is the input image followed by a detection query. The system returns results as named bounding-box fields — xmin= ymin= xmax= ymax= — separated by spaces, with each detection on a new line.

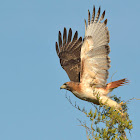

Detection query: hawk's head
xmin=60 ymin=82 xmax=72 ymax=91
xmin=60 ymin=81 xmax=81 ymax=94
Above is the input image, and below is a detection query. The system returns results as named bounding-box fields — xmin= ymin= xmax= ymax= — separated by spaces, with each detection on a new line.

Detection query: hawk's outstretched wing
xmin=56 ymin=28 xmax=82 ymax=82
xmin=80 ymin=7 xmax=110 ymax=87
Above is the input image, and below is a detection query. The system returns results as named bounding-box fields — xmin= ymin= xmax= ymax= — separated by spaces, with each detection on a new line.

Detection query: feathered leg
xmin=99 ymin=96 xmax=121 ymax=110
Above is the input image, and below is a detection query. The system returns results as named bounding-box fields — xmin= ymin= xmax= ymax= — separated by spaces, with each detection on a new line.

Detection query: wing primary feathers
xmin=81 ymin=6 xmax=111 ymax=87
xmin=70 ymin=37 xmax=82 ymax=52
xmin=56 ymin=6 xmax=113 ymax=88
xmin=66 ymin=30 xmax=78 ymax=51
xmin=55 ymin=42 xmax=59 ymax=56
xmin=58 ymin=31 xmax=62 ymax=48
xmin=63 ymin=28 xmax=67 ymax=46
xmin=56 ymin=28 xmax=82 ymax=82
xmin=84 ymin=19 xmax=87 ymax=32
xmin=72 ymin=31 xmax=78 ymax=42
xmin=91 ymin=5 xmax=95 ymax=23
xmin=67 ymin=32 xmax=79 ymax=51
xmin=94 ymin=7 xmax=101 ymax=23
xmin=88 ymin=10 xmax=90 ymax=25
xmin=67 ymin=28 xmax=72 ymax=43
xmin=98 ymin=10 xmax=105 ymax=23
xmin=104 ymin=19 xmax=107 ymax=25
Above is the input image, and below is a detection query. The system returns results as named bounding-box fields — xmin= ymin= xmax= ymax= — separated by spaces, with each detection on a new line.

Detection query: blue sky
xmin=0 ymin=0 xmax=139 ymax=140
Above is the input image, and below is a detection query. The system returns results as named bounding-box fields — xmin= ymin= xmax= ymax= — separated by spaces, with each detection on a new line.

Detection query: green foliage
xmin=65 ymin=94 xmax=133 ymax=140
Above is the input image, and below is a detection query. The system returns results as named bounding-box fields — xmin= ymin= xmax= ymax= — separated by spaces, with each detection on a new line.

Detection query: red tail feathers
xmin=107 ymin=78 xmax=129 ymax=90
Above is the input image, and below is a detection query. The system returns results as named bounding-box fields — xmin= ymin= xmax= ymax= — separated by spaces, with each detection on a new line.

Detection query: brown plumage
xmin=56 ymin=28 xmax=82 ymax=82
xmin=56 ymin=6 xmax=129 ymax=110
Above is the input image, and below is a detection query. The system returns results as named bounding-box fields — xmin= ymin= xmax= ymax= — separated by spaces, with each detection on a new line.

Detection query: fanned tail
xmin=107 ymin=78 xmax=129 ymax=90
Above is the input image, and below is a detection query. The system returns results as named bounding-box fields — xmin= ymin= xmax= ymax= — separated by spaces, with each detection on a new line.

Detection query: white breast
xmin=72 ymin=85 xmax=97 ymax=101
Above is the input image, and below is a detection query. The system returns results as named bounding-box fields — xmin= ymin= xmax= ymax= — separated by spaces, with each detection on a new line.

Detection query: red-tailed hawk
xmin=56 ymin=6 xmax=128 ymax=110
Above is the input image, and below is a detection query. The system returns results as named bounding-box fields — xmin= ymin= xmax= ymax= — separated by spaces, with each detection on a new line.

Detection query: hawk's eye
xmin=64 ymin=83 xmax=67 ymax=86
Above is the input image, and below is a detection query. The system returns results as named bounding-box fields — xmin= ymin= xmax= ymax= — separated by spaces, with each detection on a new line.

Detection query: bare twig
xmin=110 ymin=71 xmax=117 ymax=82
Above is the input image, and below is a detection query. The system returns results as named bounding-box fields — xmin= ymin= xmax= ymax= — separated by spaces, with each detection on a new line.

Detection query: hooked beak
xmin=60 ymin=84 xmax=67 ymax=89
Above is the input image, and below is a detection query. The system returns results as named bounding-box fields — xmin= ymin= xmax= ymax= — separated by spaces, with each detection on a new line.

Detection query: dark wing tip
xmin=88 ymin=10 xmax=90 ymax=25
xmin=63 ymin=27 xmax=67 ymax=46
xmin=103 ymin=10 xmax=105 ymax=15
xmin=63 ymin=27 xmax=67 ymax=35
xmin=58 ymin=31 xmax=62 ymax=48
xmin=104 ymin=19 xmax=107 ymax=25
xmin=73 ymin=31 xmax=78 ymax=41
xmin=94 ymin=6 xmax=101 ymax=22
xmin=93 ymin=5 xmax=95 ymax=12
xmin=91 ymin=5 xmax=95 ymax=23
xmin=79 ymin=37 xmax=82 ymax=41
xmin=93 ymin=5 xmax=95 ymax=14
xmin=75 ymin=31 xmax=78 ymax=37
xmin=67 ymin=28 xmax=72 ymax=43
xmin=75 ymin=30 xmax=78 ymax=34
xmin=69 ymin=28 xmax=72 ymax=35
xmin=55 ymin=42 xmax=59 ymax=56
xmin=58 ymin=30 xmax=61 ymax=35
xmin=102 ymin=10 xmax=105 ymax=19
xmin=98 ymin=6 xmax=101 ymax=15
